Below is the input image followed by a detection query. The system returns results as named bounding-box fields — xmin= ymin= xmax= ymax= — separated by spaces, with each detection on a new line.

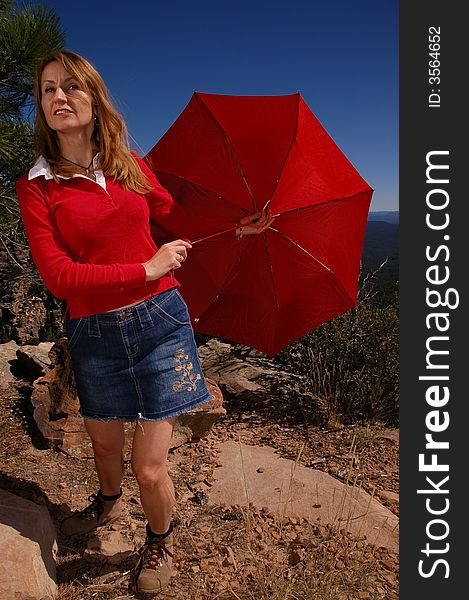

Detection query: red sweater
xmin=16 ymin=154 xmax=232 ymax=319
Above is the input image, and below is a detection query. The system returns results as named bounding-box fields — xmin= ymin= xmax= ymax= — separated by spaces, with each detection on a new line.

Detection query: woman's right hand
xmin=143 ymin=239 xmax=192 ymax=282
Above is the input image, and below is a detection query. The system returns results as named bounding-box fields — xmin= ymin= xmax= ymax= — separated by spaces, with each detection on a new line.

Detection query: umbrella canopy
xmin=145 ymin=92 xmax=373 ymax=356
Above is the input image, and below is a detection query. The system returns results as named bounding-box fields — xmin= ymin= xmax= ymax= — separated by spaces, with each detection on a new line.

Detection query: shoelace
xmin=138 ymin=537 xmax=174 ymax=570
xmin=78 ymin=493 xmax=104 ymax=521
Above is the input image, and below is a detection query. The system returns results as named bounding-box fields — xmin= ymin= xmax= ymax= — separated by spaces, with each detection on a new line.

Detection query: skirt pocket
xmin=149 ymin=289 xmax=191 ymax=327
xmin=65 ymin=317 xmax=86 ymax=350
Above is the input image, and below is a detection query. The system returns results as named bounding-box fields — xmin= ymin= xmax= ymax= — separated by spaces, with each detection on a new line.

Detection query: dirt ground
xmin=0 ymin=376 xmax=399 ymax=600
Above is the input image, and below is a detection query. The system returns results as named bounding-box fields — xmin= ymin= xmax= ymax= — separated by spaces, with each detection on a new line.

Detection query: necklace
xmin=59 ymin=153 xmax=96 ymax=174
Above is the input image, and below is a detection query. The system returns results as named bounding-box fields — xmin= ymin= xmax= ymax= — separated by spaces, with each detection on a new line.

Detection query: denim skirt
xmin=64 ymin=288 xmax=213 ymax=422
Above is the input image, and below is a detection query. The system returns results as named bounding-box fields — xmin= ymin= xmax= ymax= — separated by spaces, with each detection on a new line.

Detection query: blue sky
xmin=25 ymin=0 xmax=398 ymax=211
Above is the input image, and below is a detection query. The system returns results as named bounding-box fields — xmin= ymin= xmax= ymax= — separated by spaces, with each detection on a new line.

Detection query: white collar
xmin=28 ymin=154 xmax=107 ymax=191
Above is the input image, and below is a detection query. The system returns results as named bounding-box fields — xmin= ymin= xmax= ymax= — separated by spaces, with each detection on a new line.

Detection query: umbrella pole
xmin=190 ymin=225 xmax=240 ymax=245
xmin=190 ymin=204 xmax=279 ymax=245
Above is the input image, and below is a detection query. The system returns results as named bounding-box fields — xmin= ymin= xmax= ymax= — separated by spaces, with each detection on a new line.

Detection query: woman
xmin=16 ymin=50 xmax=273 ymax=594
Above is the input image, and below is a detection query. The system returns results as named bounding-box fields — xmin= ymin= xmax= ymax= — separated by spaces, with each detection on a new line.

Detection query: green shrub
xmin=276 ymin=286 xmax=399 ymax=426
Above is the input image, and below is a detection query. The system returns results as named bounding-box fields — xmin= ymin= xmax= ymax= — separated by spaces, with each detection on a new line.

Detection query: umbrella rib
xmin=197 ymin=96 xmax=258 ymax=211
xmin=270 ymin=226 xmax=334 ymax=273
xmin=261 ymin=230 xmax=280 ymax=353
xmin=266 ymin=92 xmax=300 ymax=209
xmin=271 ymin=190 xmax=372 ymax=219
xmin=270 ymin=228 xmax=357 ymax=306
xmin=154 ymin=169 xmax=248 ymax=215
xmin=192 ymin=237 xmax=257 ymax=323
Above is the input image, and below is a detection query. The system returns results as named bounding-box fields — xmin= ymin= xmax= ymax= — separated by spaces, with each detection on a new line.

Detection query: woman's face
xmin=40 ymin=60 xmax=94 ymax=139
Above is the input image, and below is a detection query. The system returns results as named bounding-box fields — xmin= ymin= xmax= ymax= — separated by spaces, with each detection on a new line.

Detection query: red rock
xmin=0 ymin=490 xmax=57 ymax=600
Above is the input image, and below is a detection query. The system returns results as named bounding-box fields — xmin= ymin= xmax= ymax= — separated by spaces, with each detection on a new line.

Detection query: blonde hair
xmin=33 ymin=50 xmax=152 ymax=194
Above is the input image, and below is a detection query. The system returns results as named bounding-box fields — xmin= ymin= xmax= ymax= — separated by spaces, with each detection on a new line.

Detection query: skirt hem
xmin=79 ymin=391 xmax=215 ymax=424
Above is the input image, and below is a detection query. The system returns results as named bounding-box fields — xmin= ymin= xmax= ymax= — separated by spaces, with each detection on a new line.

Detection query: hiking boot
xmin=60 ymin=491 xmax=123 ymax=536
xmin=135 ymin=523 xmax=174 ymax=593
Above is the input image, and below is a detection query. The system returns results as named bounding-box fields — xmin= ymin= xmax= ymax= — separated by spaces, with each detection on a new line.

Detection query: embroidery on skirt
xmin=172 ymin=349 xmax=201 ymax=392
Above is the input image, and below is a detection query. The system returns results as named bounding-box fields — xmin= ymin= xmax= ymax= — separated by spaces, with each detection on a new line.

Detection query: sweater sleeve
xmin=16 ymin=176 xmax=147 ymax=300
xmin=134 ymin=154 xmax=235 ymax=244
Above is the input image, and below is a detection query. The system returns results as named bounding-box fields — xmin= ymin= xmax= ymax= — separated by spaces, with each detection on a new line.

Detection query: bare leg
xmin=131 ymin=418 xmax=176 ymax=535
xmin=84 ymin=418 xmax=125 ymax=496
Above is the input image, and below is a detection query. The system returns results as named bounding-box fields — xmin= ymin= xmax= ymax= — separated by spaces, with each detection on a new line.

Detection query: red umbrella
xmin=145 ymin=92 xmax=373 ymax=356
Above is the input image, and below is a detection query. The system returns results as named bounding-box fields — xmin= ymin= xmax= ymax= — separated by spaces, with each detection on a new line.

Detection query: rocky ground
xmin=0 ymin=355 xmax=399 ymax=600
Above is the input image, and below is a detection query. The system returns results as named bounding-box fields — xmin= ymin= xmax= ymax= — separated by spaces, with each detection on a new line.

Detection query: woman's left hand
xmin=236 ymin=209 xmax=275 ymax=237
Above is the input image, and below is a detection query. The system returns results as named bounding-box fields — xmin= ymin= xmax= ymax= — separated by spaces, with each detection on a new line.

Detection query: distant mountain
xmin=363 ymin=220 xmax=399 ymax=263
xmin=368 ymin=211 xmax=399 ymax=225
xmin=361 ymin=216 xmax=399 ymax=305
